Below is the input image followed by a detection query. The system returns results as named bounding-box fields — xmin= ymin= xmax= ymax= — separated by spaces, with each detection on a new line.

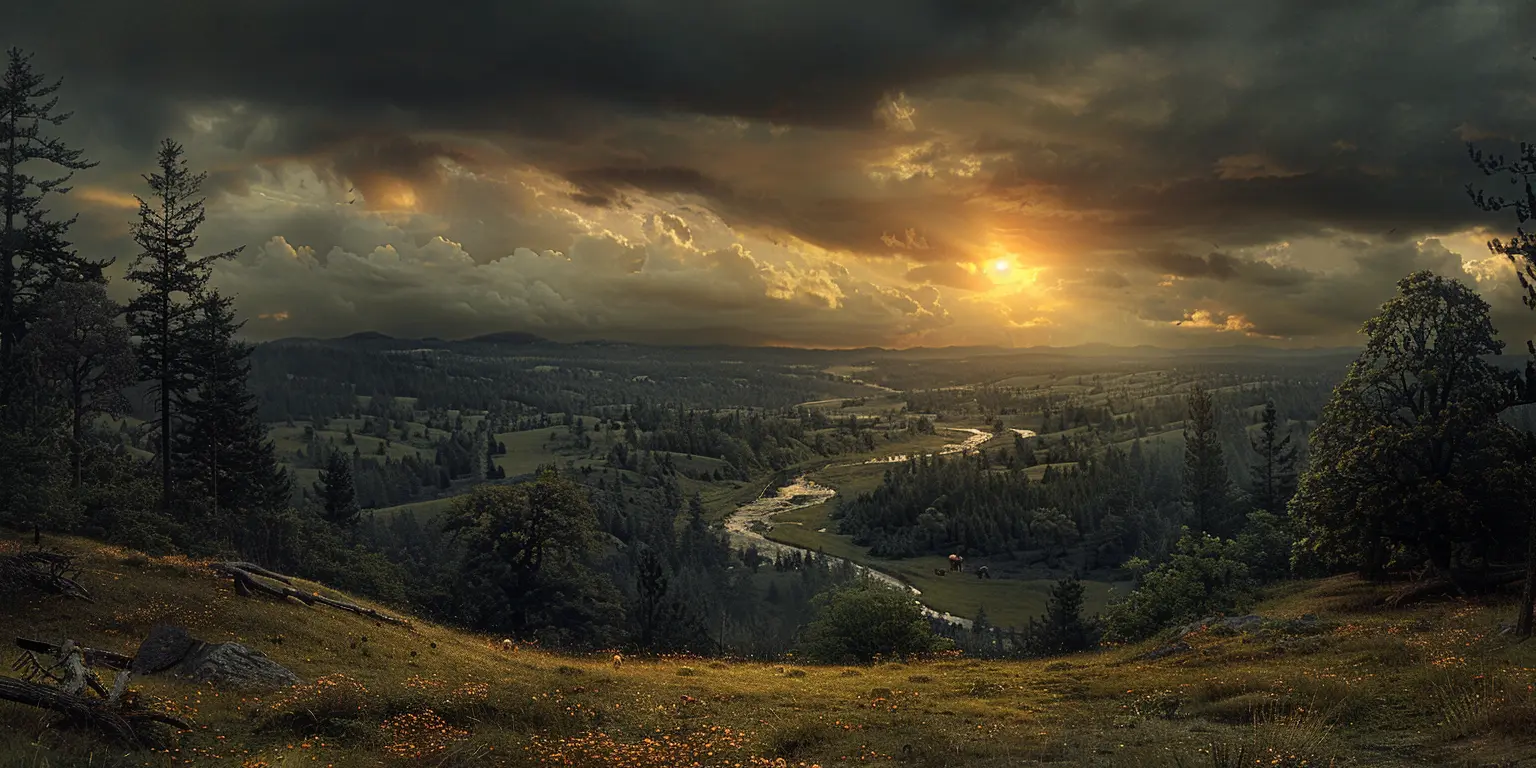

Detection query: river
xmin=722 ymin=427 xmax=1010 ymax=629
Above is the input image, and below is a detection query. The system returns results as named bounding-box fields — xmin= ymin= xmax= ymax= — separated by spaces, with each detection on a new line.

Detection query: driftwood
xmin=0 ymin=677 xmax=189 ymax=747
xmin=0 ymin=550 xmax=92 ymax=601
xmin=16 ymin=637 xmax=134 ymax=671
xmin=1385 ymin=567 xmax=1526 ymax=607
xmin=210 ymin=562 xmax=411 ymax=627
xmin=5 ymin=637 xmax=191 ymax=748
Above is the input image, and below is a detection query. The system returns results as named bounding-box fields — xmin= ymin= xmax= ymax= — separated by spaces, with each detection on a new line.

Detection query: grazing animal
xmin=976 ymin=565 xmax=991 ymax=580
xmin=500 ymin=639 xmax=514 ymax=651
xmin=949 ymin=553 xmax=965 ymax=572
xmin=612 ymin=653 xmax=623 ymax=669
xmin=934 ymin=568 xmax=947 ymax=577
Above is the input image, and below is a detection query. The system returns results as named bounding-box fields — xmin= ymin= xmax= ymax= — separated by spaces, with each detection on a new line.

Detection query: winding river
xmin=723 ymin=426 xmax=1035 ymax=629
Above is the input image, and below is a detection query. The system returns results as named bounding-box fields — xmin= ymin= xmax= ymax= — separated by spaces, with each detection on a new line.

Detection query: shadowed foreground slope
xmin=1 ymin=534 xmax=1533 ymax=768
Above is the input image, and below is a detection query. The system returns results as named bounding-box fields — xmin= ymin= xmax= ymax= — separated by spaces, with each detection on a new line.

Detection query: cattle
xmin=612 ymin=653 xmax=624 ymax=669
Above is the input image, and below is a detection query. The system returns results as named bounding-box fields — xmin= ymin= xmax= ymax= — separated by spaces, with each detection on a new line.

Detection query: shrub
xmin=1103 ymin=530 xmax=1258 ymax=643
xmin=796 ymin=578 xmax=949 ymax=663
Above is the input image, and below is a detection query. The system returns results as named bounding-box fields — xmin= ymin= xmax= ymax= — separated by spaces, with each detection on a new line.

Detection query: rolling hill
xmin=3 ymin=532 xmax=1532 ymax=767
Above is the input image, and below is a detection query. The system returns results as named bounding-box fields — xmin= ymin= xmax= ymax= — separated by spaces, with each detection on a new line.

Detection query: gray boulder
xmin=172 ymin=642 xmax=300 ymax=689
xmin=130 ymin=624 xmax=300 ymax=690
xmin=131 ymin=624 xmax=199 ymax=674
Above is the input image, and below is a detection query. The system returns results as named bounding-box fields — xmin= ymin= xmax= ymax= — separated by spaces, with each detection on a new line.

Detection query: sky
xmin=11 ymin=0 xmax=1536 ymax=349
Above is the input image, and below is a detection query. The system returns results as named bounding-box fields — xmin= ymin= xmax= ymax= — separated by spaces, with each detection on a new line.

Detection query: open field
xmin=762 ymin=501 xmax=1124 ymax=629
xmin=5 ymin=532 xmax=1533 ymax=767
xmin=369 ymin=495 xmax=459 ymax=521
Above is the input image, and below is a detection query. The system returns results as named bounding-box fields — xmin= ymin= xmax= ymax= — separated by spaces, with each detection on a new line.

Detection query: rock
xmin=129 ymin=624 xmax=299 ymax=690
xmin=172 ymin=642 xmax=300 ymax=690
xmin=131 ymin=624 xmax=198 ymax=674
xmin=1133 ymin=641 xmax=1192 ymax=662
xmin=1176 ymin=614 xmax=1278 ymax=638
xmin=1219 ymin=614 xmax=1265 ymax=632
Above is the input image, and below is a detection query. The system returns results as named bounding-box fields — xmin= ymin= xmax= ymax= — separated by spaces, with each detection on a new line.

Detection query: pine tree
xmin=1036 ymin=576 xmax=1093 ymax=655
xmin=125 ymin=139 xmax=240 ymax=512
xmin=316 ymin=448 xmax=359 ymax=527
xmin=22 ymin=281 xmax=135 ymax=487
xmin=1248 ymin=400 xmax=1298 ymax=516
xmin=1182 ymin=383 xmax=1231 ymax=536
xmin=0 ymin=48 xmax=102 ymax=411
xmin=0 ymin=50 xmax=104 ymax=526
xmin=170 ymin=291 xmax=289 ymax=523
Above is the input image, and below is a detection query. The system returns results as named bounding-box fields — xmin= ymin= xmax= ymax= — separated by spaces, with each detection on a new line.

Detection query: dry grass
xmin=3 ymin=533 xmax=1536 ymax=767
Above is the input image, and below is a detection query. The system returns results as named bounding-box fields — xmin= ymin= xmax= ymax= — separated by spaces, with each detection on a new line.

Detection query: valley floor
xmin=2 ymin=534 xmax=1534 ymax=767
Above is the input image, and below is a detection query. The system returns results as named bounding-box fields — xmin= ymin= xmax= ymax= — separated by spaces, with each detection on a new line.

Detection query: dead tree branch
xmin=210 ymin=562 xmax=411 ymax=627
xmin=0 ymin=551 xmax=92 ymax=601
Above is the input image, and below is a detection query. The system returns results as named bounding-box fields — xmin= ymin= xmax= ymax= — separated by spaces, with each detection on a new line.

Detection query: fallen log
xmin=0 ymin=551 xmax=92 ymax=601
xmin=16 ymin=638 xmax=134 ymax=670
xmin=221 ymin=561 xmax=294 ymax=584
xmin=210 ymin=562 xmax=411 ymax=627
xmin=0 ymin=676 xmax=189 ymax=748
xmin=1385 ymin=567 xmax=1526 ymax=607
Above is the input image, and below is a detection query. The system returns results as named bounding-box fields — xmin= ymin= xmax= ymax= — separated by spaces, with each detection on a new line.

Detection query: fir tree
xmin=1036 ymin=576 xmax=1093 ymax=655
xmin=170 ymin=291 xmax=289 ymax=522
xmin=125 ymin=139 xmax=240 ymax=511
xmin=1182 ymin=383 xmax=1231 ymax=536
xmin=0 ymin=48 xmax=102 ymax=410
xmin=316 ymin=448 xmax=359 ymax=527
xmin=1248 ymin=400 xmax=1298 ymax=517
xmin=22 ymin=281 xmax=135 ymax=487
xmin=0 ymin=49 xmax=102 ymax=525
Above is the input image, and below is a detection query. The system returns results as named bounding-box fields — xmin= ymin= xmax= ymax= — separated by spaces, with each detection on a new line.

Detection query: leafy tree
xmin=0 ymin=48 xmax=102 ymax=412
xmin=22 ymin=281 xmax=135 ymax=486
xmin=1248 ymin=400 xmax=1297 ymax=517
xmin=796 ymin=578 xmax=946 ymax=663
xmin=1102 ymin=530 xmax=1258 ymax=643
xmin=170 ymin=291 xmax=290 ymax=525
xmin=1467 ymin=141 xmax=1536 ymax=636
xmin=441 ymin=470 xmax=623 ymax=646
xmin=1183 ymin=384 xmax=1231 ymax=536
xmin=125 ymin=139 xmax=240 ymax=511
xmin=316 ymin=448 xmax=359 ymax=527
xmin=1290 ymin=271 xmax=1528 ymax=578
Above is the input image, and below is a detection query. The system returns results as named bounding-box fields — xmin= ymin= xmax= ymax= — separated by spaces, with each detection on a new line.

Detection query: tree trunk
xmin=1363 ymin=534 xmax=1389 ymax=582
xmin=71 ymin=404 xmax=84 ymax=489
xmin=1 ymin=125 xmax=17 ymax=411
xmin=1518 ymin=511 xmax=1536 ymax=639
xmin=159 ymin=288 xmax=172 ymax=514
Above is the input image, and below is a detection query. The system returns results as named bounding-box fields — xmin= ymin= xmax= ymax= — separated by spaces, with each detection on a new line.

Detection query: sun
xmin=992 ymin=259 xmax=1010 ymax=273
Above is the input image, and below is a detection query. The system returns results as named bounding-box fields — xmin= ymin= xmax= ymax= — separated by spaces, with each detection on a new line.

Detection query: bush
xmin=796 ymin=578 xmax=949 ymax=663
xmin=1103 ymin=530 xmax=1258 ymax=643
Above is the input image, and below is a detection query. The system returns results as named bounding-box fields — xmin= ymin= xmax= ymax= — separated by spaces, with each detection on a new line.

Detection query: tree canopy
xmin=1291 ymin=271 xmax=1530 ymax=576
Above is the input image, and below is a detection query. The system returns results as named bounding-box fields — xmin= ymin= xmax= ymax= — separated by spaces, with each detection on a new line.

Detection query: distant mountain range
xmin=266 ymin=330 xmax=1366 ymax=358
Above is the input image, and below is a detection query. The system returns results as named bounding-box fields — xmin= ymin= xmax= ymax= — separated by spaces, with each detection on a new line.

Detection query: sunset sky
xmin=12 ymin=0 xmax=1536 ymax=348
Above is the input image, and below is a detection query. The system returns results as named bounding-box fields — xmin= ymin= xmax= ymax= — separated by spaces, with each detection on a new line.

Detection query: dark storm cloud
xmin=566 ymin=164 xmax=978 ymax=259
xmin=1113 ymin=250 xmax=1314 ymax=290
xmin=9 ymin=0 xmax=1069 ymax=143
xmin=905 ymin=262 xmax=992 ymax=292
xmin=978 ymin=0 xmax=1536 ymax=244
xmin=566 ymin=167 xmax=732 ymax=209
xmin=1127 ymin=251 xmax=1239 ymax=281
xmin=13 ymin=0 xmax=1536 ymax=347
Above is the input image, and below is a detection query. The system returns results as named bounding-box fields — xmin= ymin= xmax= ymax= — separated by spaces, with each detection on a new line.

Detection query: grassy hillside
xmin=3 ymin=534 xmax=1534 ymax=767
